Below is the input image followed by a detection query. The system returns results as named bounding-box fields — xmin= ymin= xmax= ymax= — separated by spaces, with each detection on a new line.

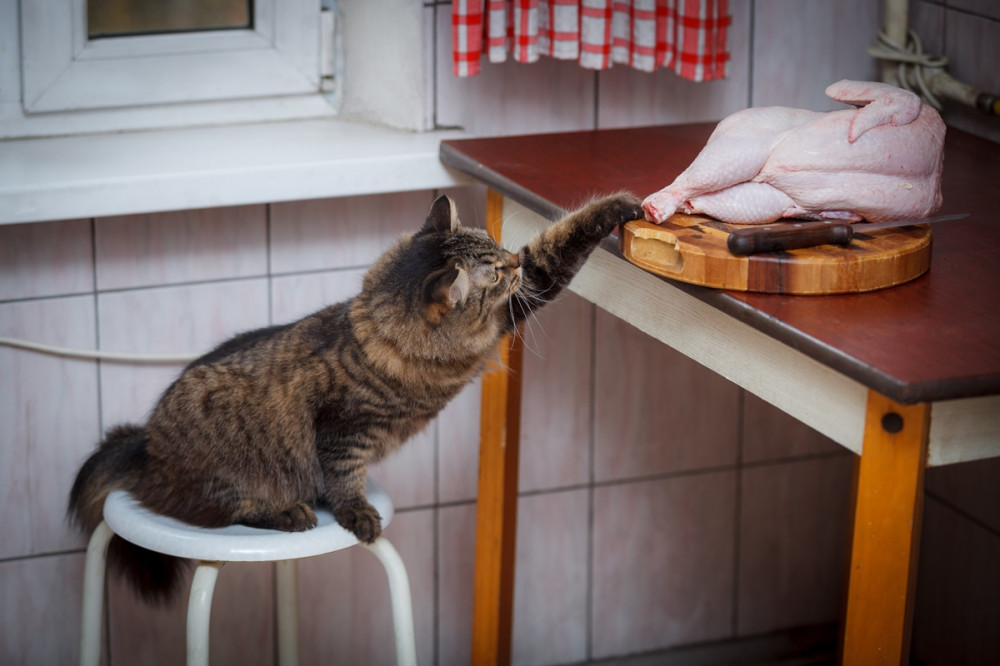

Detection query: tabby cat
xmin=69 ymin=192 xmax=643 ymax=603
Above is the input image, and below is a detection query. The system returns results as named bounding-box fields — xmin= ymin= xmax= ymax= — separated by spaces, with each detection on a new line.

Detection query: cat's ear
xmin=421 ymin=195 xmax=461 ymax=235
xmin=426 ymin=267 xmax=470 ymax=324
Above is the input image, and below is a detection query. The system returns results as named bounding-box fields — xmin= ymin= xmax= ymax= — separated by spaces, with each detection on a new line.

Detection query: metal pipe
xmin=871 ymin=0 xmax=999 ymax=116
xmin=880 ymin=0 xmax=909 ymax=87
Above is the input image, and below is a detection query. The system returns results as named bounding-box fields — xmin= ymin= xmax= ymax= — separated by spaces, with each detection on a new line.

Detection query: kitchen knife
xmin=726 ymin=213 xmax=970 ymax=256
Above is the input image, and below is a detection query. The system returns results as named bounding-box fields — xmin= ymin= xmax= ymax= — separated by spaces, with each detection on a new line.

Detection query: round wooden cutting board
xmin=619 ymin=214 xmax=933 ymax=295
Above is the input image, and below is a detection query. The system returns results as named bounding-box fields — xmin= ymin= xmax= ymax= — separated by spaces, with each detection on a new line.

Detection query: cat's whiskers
xmin=506 ymin=294 xmax=547 ymax=359
xmin=507 ymin=291 xmax=550 ymax=359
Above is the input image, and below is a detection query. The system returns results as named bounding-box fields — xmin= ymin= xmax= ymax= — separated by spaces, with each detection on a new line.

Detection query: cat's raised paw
xmin=594 ymin=193 xmax=644 ymax=233
xmin=335 ymin=502 xmax=383 ymax=543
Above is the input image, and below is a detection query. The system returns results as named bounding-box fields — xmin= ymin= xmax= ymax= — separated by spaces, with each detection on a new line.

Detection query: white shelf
xmin=0 ymin=118 xmax=473 ymax=225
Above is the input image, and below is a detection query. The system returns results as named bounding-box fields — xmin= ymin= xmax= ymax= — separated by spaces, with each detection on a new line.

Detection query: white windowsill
xmin=0 ymin=118 xmax=474 ymax=225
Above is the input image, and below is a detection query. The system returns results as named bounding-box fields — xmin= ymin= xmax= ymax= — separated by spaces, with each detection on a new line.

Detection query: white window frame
xmin=20 ymin=0 xmax=321 ymax=114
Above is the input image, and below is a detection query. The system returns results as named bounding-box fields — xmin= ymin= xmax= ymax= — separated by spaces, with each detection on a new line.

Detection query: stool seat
xmin=80 ymin=477 xmax=416 ymax=666
xmin=103 ymin=477 xmax=394 ymax=562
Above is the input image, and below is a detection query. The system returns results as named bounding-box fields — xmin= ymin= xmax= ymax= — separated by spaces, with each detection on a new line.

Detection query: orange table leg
xmin=471 ymin=189 xmax=522 ymax=666
xmin=841 ymin=389 xmax=930 ymax=665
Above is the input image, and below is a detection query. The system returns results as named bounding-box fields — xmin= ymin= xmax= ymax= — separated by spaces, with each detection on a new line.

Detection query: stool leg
xmin=187 ymin=561 xmax=223 ymax=666
xmin=364 ymin=537 xmax=417 ymax=666
xmin=275 ymin=560 xmax=299 ymax=666
xmin=80 ymin=521 xmax=114 ymax=666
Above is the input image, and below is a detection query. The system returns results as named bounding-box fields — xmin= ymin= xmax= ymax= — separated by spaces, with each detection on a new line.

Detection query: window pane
xmin=88 ymin=0 xmax=253 ymax=38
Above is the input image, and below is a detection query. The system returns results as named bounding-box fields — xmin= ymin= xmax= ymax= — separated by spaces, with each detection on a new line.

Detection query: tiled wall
xmin=2 ymin=1 xmax=998 ymax=665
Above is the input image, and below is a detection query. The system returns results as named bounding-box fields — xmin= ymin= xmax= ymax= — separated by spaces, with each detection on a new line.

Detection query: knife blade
xmin=726 ymin=213 xmax=970 ymax=256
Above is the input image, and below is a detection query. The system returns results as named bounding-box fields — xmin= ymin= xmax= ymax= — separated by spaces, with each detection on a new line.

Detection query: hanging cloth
xmin=452 ymin=0 xmax=732 ymax=82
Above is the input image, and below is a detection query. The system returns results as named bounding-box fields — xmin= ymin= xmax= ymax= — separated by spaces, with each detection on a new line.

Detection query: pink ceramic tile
xmin=597 ymin=66 xmax=748 ymax=130
xmin=423 ymin=6 xmax=436 ymax=130
xmin=435 ymin=7 xmax=596 ymax=136
xmin=0 ymin=218 xmax=93 ymax=300
xmin=297 ymin=509 xmax=436 ymax=666
xmin=97 ymin=279 xmax=270 ymax=428
xmin=519 ymin=292 xmax=594 ymax=492
xmin=912 ymin=499 xmax=1000 ymax=665
xmin=945 ymin=0 xmax=1000 ymax=21
xmin=737 ymin=456 xmax=853 ymax=635
xmin=95 ymin=205 xmax=267 ymax=290
xmin=109 ymin=575 xmax=186 ymax=665
xmin=437 ymin=378 xmax=483 ymax=504
xmin=926 ymin=457 xmax=1000 ymax=534
xmin=269 ymin=191 xmax=434 ymax=275
xmin=909 ymin=0 xmax=945 ymax=52
xmin=0 ymin=553 xmax=85 ymax=665
xmin=597 ymin=0 xmax=752 ymax=129
xmin=742 ymin=392 xmax=842 ymax=463
xmin=593 ymin=309 xmax=740 ymax=482
xmin=441 ymin=184 xmax=489 ymax=230
xmin=370 ymin=426 xmax=437 ymax=510
xmin=0 ymin=296 xmax=100 ymax=558
xmin=512 ymin=489 xmax=590 ymax=665
xmin=205 ymin=562 xmax=276 ymax=665
xmin=751 ymin=0 xmax=880 ymax=109
xmin=437 ymin=502 xmax=477 ymax=666
xmin=108 ymin=561 xmax=273 ymax=666
xmin=270 ymin=268 xmax=366 ymax=324
xmin=591 ymin=472 xmax=737 ymax=658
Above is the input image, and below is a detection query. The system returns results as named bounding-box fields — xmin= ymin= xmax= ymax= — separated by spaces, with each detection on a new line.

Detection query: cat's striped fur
xmin=68 ymin=192 xmax=643 ymax=603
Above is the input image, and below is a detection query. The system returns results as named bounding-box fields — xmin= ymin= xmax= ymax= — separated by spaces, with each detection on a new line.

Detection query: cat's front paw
xmin=593 ymin=193 xmax=645 ymax=235
xmin=335 ymin=501 xmax=383 ymax=543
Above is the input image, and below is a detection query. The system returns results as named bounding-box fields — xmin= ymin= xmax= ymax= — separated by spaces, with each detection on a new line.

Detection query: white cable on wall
xmin=0 ymin=336 xmax=199 ymax=363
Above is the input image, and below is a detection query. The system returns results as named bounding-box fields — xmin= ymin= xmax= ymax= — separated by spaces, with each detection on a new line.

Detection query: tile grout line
xmin=586 ymin=301 xmax=598 ymax=661
xmin=0 ymin=265 xmax=374 ymax=308
xmin=925 ymin=491 xmax=1000 ymax=538
xmin=732 ymin=389 xmax=746 ymax=637
xmin=266 ymin=203 xmax=274 ymax=326
xmin=747 ymin=0 xmax=756 ymax=108
xmin=90 ymin=217 xmax=105 ymax=437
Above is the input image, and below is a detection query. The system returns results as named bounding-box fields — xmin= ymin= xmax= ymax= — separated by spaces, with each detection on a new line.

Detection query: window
xmin=20 ymin=0 xmax=323 ymax=114
xmin=88 ymin=0 xmax=253 ymax=38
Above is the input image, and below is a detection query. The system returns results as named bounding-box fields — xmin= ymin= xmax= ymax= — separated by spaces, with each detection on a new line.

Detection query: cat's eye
xmin=491 ymin=268 xmax=502 ymax=283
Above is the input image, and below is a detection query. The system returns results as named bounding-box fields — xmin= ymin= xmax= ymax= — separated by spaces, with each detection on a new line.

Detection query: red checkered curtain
xmin=452 ymin=0 xmax=732 ymax=82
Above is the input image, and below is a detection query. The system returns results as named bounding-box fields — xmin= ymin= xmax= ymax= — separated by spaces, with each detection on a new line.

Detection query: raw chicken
xmin=642 ymin=80 xmax=946 ymax=225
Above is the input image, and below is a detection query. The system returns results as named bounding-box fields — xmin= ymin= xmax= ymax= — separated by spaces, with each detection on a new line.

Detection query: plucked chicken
xmin=642 ymin=80 xmax=946 ymax=225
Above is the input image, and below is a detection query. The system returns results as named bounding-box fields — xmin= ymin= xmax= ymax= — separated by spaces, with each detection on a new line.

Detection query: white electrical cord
xmin=868 ymin=29 xmax=949 ymax=109
xmin=0 ymin=336 xmax=199 ymax=363
xmin=869 ymin=28 xmax=999 ymax=116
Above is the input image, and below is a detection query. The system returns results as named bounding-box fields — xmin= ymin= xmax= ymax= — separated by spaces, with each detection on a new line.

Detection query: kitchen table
xmin=439 ymin=124 xmax=1000 ymax=665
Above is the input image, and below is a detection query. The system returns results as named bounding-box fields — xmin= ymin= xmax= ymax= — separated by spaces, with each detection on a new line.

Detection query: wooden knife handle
xmin=727 ymin=221 xmax=854 ymax=255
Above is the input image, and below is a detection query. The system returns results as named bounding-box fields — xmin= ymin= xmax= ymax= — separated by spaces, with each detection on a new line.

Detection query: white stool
xmin=80 ymin=478 xmax=417 ymax=666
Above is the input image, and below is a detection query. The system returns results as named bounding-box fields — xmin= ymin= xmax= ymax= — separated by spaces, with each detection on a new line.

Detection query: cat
xmin=68 ymin=191 xmax=643 ymax=603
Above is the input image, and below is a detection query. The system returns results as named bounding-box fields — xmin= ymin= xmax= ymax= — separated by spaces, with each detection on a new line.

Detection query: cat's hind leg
xmin=238 ymin=502 xmax=318 ymax=532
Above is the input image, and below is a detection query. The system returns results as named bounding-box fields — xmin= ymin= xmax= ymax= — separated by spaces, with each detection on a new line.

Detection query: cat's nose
xmin=506 ymin=251 xmax=520 ymax=269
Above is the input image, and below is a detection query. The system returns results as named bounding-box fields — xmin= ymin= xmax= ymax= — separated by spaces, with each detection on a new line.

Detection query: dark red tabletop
xmin=441 ymin=125 xmax=1000 ymax=404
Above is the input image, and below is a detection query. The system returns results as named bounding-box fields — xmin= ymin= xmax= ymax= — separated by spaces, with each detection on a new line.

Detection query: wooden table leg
xmin=471 ymin=189 xmax=523 ymax=666
xmin=841 ymin=389 xmax=930 ymax=665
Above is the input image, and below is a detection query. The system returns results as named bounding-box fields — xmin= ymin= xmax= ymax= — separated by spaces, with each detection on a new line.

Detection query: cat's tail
xmin=68 ymin=424 xmax=189 ymax=605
